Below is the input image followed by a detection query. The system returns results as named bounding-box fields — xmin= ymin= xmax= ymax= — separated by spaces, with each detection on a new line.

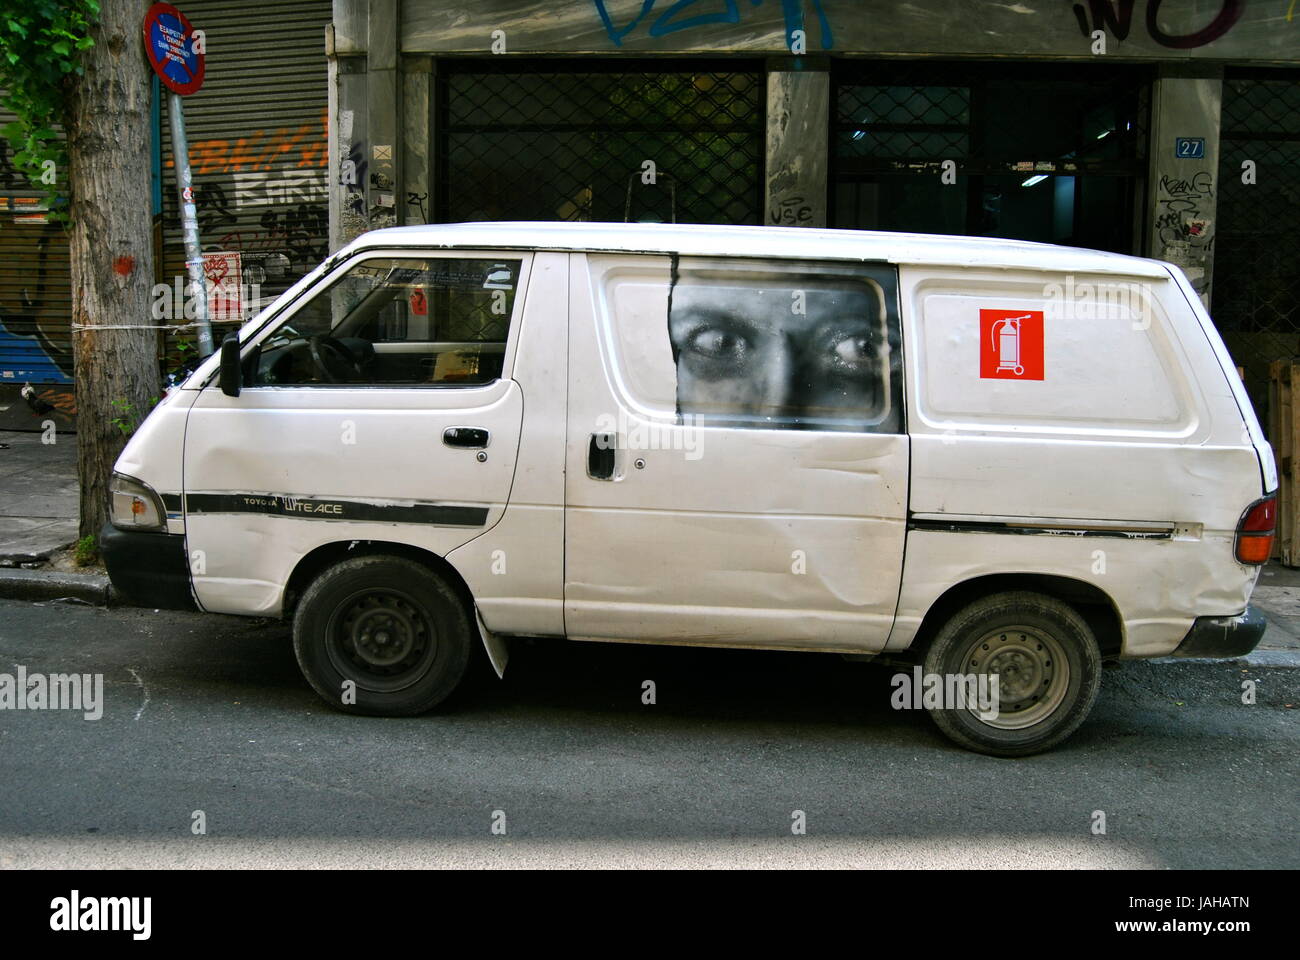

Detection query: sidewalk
xmin=1246 ymin=564 xmax=1300 ymax=662
xmin=0 ymin=429 xmax=78 ymax=566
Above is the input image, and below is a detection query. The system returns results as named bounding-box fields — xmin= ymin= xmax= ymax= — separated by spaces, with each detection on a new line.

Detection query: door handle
xmin=444 ymin=426 xmax=489 ymax=448
xmin=588 ymin=432 xmax=616 ymax=480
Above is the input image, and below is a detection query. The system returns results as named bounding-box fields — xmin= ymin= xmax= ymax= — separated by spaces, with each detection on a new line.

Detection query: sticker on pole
xmin=143 ymin=3 xmax=205 ymax=96
xmin=203 ymin=251 xmax=242 ymax=322
xmin=980 ymin=309 xmax=1044 ymax=380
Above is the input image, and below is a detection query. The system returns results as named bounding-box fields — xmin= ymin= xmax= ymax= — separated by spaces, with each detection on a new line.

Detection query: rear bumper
xmin=1170 ymin=606 xmax=1266 ymax=658
xmin=100 ymin=522 xmax=195 ymax=610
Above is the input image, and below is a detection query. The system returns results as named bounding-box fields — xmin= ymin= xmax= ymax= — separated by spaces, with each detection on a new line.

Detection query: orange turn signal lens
xmin=1236 ymin=534 xmax=1273 ymax=565
xmin=1235 ymin=495 xmax=1277 ymax=565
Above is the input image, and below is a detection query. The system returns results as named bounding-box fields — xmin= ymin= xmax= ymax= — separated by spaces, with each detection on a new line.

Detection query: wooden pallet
xmin=1268 ymin=360 xmax=1299 ymax=564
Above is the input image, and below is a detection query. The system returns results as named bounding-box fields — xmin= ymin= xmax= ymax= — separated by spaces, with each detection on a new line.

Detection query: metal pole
xmin=167 ymin=91 xmax=213 ymax=356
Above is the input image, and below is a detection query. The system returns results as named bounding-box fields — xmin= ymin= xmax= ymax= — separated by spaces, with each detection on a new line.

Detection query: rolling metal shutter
xmin=158 ymin=0 xmax=331 ymax=344
xmin=0 ymin=104 xmax=74 ymax=385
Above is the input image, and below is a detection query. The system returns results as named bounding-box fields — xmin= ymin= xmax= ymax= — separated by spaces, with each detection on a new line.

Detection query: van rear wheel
xmin=292 ymin=555 xmax=472 ymax=716
xmin=922 ymin=591 xmax=1102 ymax=757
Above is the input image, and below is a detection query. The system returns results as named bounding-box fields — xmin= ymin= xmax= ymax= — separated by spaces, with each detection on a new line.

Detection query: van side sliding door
xmin=562 ymin=252 xmax=909 ymax=653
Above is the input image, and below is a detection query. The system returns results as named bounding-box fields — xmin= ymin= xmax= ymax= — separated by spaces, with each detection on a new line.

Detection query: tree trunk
xmin=66 ymin=0 xmax=160 ymax=544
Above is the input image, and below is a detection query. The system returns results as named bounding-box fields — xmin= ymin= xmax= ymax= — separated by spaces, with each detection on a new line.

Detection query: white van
xmin=101 ymin=222 xmax=1276 ymax=756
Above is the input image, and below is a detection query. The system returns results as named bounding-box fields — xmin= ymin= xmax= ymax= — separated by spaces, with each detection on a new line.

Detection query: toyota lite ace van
xmin=101 ymin=222 xmax=1276 ymax=756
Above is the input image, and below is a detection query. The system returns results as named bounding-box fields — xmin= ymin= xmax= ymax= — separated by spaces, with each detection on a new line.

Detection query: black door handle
xmin=444 ymin=427 xmax=489 ymax=448
xmin=588 ymin=433 xmax=616 ymax=480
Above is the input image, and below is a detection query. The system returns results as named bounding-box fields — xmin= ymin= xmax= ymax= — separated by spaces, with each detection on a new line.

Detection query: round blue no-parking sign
xmin=143 ymin=3 xmax=204 ymax=96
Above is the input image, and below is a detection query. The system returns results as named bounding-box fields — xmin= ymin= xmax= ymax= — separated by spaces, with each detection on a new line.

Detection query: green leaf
xmin=0 ymin=0 xmax=99 ymax=217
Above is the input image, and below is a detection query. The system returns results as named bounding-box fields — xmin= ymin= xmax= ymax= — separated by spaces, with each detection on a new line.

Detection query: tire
xmin=292 ymin=555 xmax=472 ymax=716
xmin=921 ymin=591 xmax=1102 ymax=757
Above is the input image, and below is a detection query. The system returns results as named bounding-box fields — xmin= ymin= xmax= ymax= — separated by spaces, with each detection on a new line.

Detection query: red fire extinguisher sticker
xmin=980 ymin=309 xmax=1044 ymax=380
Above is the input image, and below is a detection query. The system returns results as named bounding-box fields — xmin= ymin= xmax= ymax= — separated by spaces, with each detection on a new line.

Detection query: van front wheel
xmin=292 ymin=555 xmax=472 ymax=716
xmin=922 ymin=591 xmax=1102 ymax=757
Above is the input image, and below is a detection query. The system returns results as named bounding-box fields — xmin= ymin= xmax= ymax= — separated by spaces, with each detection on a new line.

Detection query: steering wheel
xmin=307 ymin=336 xmax=364 ymax=383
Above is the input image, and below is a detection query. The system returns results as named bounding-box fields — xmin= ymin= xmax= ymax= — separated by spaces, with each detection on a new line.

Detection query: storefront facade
xmin=1 ymin=2 xmax=1296 ymax=425
xmin=327 ymin=0 xmax=1299 ymax=414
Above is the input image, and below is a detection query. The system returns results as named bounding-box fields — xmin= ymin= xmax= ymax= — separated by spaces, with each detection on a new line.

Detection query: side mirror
xmin=219 ymin=332 xmax=242 ymax=397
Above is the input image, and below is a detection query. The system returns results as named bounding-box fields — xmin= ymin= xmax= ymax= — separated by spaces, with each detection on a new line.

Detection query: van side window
xmin=595 ymin=255 xmax=903 ymax=433
xmin=249 ymin=257 xmax=520 ymax=387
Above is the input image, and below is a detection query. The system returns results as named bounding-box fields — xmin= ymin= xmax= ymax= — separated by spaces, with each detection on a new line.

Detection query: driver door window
xmin=249 ymin=256 xmax=522 ymax=387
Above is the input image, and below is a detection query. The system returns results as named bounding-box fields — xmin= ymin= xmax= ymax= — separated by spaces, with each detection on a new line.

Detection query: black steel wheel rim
xmin=325 ymin=587 xmax=439 ymax=693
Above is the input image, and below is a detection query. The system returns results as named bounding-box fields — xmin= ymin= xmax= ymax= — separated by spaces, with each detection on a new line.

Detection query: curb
xmin=1235 ymin=649 xmax=1300 ymax=669
xmin=0 ymin=569 xmax=114 ymax=607
xmin=1152 ymin=650 xmax=1300 ymax=670
xmin=0 ymin=544 xmax=66 ymax=567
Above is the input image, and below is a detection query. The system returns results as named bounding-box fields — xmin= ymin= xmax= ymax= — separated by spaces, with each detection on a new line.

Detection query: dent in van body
xmin=447 ymin=502 xmax=565 ymax=637
xmin=561 ymin=425 xmax=908 ymax=653
xmin=564 ymin=503 xmax=904 ymax=653
xmin=185 ymin=491 xmax=511 ymax=617
xmin=886 ymin=530 xmax=1255 ymax=658
xmin=909 ymin=436 xmax=1262 ymax=534
xmin=185 ymin=511 xmax=509 ymax=616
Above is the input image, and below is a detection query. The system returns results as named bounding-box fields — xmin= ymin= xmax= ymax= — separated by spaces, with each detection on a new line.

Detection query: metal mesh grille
xmin=832 ymin=62 xmax=1150 ymax=254
xmin=835 ymin=63 xmax=1149 ymax=172
xmin=1212 ymin=69 xmax=1300 ymax=422
xmin=836 ymin=83 xmax=971 ymax=162
xmin=442 ymin=276 xmax=513 ymax=343
xmin=446 ymin=296 xmax=508 ymax=342
xmin=436 ymin=60 xmax=764 ymax=226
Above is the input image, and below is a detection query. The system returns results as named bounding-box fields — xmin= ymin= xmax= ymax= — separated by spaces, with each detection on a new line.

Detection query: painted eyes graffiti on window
xmin=667 ymin=275 xmax=890 ymax=430
xmin=679 ymin=317 xmax=875 ymax=379
xmin=821 ymin=327 xmax=875 ymax=377
xmin=679 ymin=318 xmax=752 ymax=370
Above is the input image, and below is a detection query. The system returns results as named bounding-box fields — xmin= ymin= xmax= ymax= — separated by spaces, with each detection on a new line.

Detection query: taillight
xmin=1235 ymin=495 xmax=1276 ymax=565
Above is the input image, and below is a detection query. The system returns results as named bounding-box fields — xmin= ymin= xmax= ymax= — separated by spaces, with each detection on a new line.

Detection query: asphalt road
xmin=0 ymin=598 xmax=1295 ymax=869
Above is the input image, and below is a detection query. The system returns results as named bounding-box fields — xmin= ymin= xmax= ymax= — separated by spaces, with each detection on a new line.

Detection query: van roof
xmin=352 ymin=221 xmax=1171 ymax=278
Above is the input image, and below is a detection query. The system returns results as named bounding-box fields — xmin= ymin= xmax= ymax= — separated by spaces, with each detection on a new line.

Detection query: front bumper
xmin=1170 ymin=606 xmax=1266 ymax=658
xmin=100 ymin=522 xmax=195 ymax=610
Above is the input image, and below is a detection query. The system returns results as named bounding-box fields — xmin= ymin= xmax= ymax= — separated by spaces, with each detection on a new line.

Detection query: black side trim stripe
xmin=183 ymin=493 xmax=488 ymax=527
xmin=160 ymin=493 xmax=183 ymax=513
xmin=908 ymin=518 xmax=1171 ymax=540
